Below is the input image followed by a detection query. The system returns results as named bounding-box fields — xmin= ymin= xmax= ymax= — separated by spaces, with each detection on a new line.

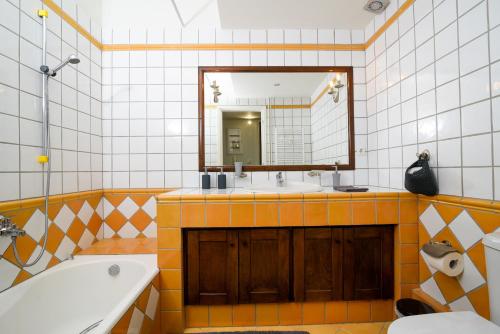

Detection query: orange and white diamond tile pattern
xmin=111 ymin=274 xmax=161 ymax=334
xmin=0 ymin=193 xmax=104 ymax=292
xmin=418 ymin=199 xmax=500 ymax=320
xmin=101 ymin=194 xmax=158 ymax=239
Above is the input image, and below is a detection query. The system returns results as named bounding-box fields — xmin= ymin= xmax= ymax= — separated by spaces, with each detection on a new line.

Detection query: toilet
xmin=389 ymin=232 xmax=500 ymax=334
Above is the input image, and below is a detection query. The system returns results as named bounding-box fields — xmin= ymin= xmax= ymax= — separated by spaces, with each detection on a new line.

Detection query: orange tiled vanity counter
xmin=156 ymin=191 xmax=420 ymax=334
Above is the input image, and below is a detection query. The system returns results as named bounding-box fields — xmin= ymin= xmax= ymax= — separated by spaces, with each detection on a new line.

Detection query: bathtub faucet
xmin=0 ymin=216 xmax=26 ymax=238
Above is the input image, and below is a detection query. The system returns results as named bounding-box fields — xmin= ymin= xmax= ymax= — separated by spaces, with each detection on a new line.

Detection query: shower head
xmin=49 ymin=54 xmax=80 ymax=76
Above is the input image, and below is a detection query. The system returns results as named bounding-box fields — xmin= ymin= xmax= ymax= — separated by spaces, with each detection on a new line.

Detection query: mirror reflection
xmin=203 ymin=70 xmax=352 ymax=168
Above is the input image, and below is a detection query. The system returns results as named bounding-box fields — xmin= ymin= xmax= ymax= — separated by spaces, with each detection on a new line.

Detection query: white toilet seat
xmin=388 ymin=311 xmax=500 ymax=334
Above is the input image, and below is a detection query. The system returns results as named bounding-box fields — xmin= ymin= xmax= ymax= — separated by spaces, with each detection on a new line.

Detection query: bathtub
xmin=0 ymin=254 xmax=159 ymax=334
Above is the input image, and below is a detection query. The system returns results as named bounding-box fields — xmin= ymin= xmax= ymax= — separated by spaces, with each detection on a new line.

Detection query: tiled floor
xmin=184 ymin=322 xmax=391 ymax=334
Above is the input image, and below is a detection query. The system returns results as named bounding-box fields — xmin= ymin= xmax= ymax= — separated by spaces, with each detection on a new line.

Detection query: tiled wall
xmin=311 ymin=73 xmax=350 ymax=164
xmin=111 ymin=273 xmax=160 ymax=334
xmin=101 ymin=28 xmax=369 ymax=189
xmin=0 ymin=0 xmax=103 ymax=202
xmin=418 ymin=197 xmax=500 ymax=319
xmin=0 ymin=191 xmax=104 ymax=292
xmin=363 ymin=0 xmax=500 ymax=200
xmin=0 ymin=189 xmax=163 ymax=292
xmin=268 ymin=98 xmax=312 ymax=165
xmin=101 ymin=192 xmax=158 ymax=238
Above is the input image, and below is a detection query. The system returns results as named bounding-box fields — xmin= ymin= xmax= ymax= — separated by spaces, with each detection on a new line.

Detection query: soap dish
xmin=334 ymin=186 xmax=369 ymax=192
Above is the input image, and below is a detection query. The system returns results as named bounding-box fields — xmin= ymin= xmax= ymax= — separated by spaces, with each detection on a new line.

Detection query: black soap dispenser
xmin=217 ymin=167 xmax=226 ymax=189
xmin=202 ymin=167 xmax=211 ymax=189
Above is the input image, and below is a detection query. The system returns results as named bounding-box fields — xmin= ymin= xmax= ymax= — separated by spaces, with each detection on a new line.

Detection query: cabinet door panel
xmin=294 ymin=228 xmax=343 ymax=301
xmin=343 ymin=226 xmax=393 ymax=300
xmin=186 ymin=230 xmax=238 ymax=305
xmin=239 ymin=229 xmax=290 ymax=303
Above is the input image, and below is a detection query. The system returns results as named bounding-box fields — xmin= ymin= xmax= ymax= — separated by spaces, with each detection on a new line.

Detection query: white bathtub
xmin=0 ymin=254 xmax=159 ymax=334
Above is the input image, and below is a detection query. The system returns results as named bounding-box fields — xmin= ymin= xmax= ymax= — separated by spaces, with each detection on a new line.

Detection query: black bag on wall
xmin=404 ymin=154 xmax=438 ymax=196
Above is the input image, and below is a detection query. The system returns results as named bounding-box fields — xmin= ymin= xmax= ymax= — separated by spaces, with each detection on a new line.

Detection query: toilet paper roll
xmin=426 ymin=251 xmax=464 ymax=277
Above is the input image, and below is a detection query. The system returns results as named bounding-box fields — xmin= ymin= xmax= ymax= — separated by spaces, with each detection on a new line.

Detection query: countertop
xmin=157 ymin=186 xmax=409 ymax=198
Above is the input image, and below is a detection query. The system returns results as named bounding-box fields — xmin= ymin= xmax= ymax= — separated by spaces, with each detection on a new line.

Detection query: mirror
xmin=199 ymin=67 xmax=354 ymax=172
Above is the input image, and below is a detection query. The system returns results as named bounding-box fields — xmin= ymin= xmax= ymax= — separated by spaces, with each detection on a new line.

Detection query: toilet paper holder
xmin=422 ymin=240 xmax=464 ymax=276
xmin=423 ymin=240 xmax=457 ymax=256
xmin=423 ymin=241 xmax=459 ymax=266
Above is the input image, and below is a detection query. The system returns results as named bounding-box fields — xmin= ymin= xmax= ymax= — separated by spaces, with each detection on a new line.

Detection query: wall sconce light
xmin=210 ymin=81 xmax=222 ymax=103
xmin=327 ymin=76 xmax=345 ymax=103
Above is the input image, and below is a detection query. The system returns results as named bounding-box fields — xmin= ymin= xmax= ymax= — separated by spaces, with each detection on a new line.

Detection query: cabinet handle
xmin=335 ymin=239 xmax=341 ymax=244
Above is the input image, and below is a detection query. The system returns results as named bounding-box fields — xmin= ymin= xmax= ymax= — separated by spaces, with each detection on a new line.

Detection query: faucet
xmin=276 ymin=172 xmax=285 ymax=187
xmin=0 ymin=216 xmax=26 ymax=238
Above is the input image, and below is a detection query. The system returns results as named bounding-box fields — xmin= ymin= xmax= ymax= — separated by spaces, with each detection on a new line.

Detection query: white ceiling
xmin=217 ymin=0 xmax=375 ymax=29
xmin=206 ymin=72 xmax=329 ymax=98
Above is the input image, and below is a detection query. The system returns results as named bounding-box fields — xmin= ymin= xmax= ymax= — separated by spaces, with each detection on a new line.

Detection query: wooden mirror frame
xmin=198 ymin=66 xmax=355 ymax=172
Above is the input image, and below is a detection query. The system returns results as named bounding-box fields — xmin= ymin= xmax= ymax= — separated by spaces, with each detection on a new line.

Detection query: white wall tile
xmin=458 ymin=2 xmax=488 ymax=46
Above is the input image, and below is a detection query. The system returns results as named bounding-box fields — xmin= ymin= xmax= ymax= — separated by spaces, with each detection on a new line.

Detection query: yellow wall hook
xmin=37 ymin=155 xmax=49 ymax=164
xmin=37 ymin=9 xmax=48 ymax=18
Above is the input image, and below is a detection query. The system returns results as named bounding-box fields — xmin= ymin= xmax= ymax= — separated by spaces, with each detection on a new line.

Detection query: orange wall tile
xmin=399 ymin=200 xmax=418 ymax=224
xmin=255 ymin=202 xmax=279 ymax=226
xmin=256 ymin=304 xmax=279 ymax=326
xmin=328 ymin=201 xmax=352 ymax=225
xmin=158 ymin=228 xmax=181 ymax=249
xmin=347 ymin=301 xmax=371 ymax=322
xmin=303 ymin=302 xmax=325 ymax=324
xmin=181 ymin=203 xmax=205 ymax=227
xmin=209 ymin=305 xmax=233 ymax=326
xmin=304 ymin=202 xmax=327 ymax=226
xmin=231 ymin=203 xmax=254 ymax=227
xmin=352 ymin=201 xmax=376 ymax=225
xmin=158 ymin=249 xmax=182 ymax=269
xmin=158 ymin=204 xmax=181 ymax=227
xmin=279 ymin=202 xmax=303 ymax=226
xmin=232 ymin=304 xmax=256 ymax=326
xmin=325 ymin=301 xmax=348 ymax=323
xmin=278 ymin=303 xmax=303 ymax=325
xmin=206 ymin=203 xmax=230 ymax=227
xmin=161 ymin=290 xmax=183 ymax=311
xmin=377 ymin=201 xmax=399 ymax=225
xmin=160 ymin=270 xmax=182 ymax=290
xmin=185 ymin=306 xmax=209 ymax=327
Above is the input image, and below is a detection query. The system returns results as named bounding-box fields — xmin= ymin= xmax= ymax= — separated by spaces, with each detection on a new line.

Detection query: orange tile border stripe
xmin=101 ymin=43 xmax=365 ymax=52
xmin=418 ymin=195 xmax=500 ymax=213
xmin=42 ymin=0 xmax=415 ymax=52
xmin=0 ymin=189 xmax=176 ymax=212
xmin=42 ymin=0 xmax=103 ymax=50
xmin=365 ymin=0 xmax=415 ymax=48
xmin=0 ymin=190 xmax=103 ymax=212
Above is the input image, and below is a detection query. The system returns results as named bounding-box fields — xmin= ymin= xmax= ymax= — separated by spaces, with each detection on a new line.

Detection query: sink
xmin=246 ymin=181 xmax=323 ymax=194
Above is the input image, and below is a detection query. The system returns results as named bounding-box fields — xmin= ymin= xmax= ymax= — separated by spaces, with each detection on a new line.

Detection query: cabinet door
xmin=239 ymin=229 xmax=290 ymax=303
xmin=293 ymin=228 xmax=343 ymax=301
xmin=343 ymin=226 xmax=394 ymax=300
xmin=185 ymin=230 xmax=238 ymax=305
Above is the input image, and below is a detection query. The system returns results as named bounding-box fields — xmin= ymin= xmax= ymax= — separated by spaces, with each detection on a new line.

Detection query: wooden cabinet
xmin=343 ymin=226 xmax=394 ymax=300
xmin=293 ymin=228 xmax=343 ymax=301
xmin=184 ymin=226 xmax=393 ymax=305
xmin=239 ymin=229 xmax=290 ymax=303
xmin=185 ymin=230 xmax=238 ymax=305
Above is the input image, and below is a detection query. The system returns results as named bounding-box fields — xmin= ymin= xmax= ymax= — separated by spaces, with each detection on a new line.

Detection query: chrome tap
xmin=276 ymin=172 xmax=285 ymax=187
xmin=0 ymin=216 xmax=26 ymax=238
